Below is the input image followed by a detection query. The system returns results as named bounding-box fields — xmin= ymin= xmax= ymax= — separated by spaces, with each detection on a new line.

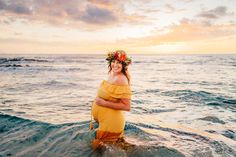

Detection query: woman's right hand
xmin=95 ymin=97 xmax=107 ymax=107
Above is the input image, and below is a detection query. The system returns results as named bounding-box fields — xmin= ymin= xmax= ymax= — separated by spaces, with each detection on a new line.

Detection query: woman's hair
xmin=108 ymin=61 xmax=131 ymax=85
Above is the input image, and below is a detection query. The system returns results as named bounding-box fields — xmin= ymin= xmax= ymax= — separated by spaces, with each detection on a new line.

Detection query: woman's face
xmin=111 ymin=60 xmax=122 ymax=74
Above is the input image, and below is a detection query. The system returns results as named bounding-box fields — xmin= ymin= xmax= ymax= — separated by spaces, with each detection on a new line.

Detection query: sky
xmin=0 ymin=0 xmax=236 ymax=54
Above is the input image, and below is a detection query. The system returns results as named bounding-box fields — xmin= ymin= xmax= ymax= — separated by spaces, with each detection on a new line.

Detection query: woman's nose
xmin=114 ymin=62 xmax=119 ymax=65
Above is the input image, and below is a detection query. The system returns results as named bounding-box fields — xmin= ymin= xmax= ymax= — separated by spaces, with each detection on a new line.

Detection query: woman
xmin=90 ymin=50 xmax=132 ymax=149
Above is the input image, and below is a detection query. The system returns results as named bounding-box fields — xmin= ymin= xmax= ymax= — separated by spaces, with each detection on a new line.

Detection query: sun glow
xmin=0 ymin=0 xmax=235 ymax=54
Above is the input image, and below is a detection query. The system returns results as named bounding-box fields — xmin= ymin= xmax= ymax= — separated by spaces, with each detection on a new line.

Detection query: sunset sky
xmin=0 ymin=0 xmax=236 ymax=54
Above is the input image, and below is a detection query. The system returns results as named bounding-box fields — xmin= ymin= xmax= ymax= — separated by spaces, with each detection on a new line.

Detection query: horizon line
xmin=0 ymin=52 xmax=236 ymax=55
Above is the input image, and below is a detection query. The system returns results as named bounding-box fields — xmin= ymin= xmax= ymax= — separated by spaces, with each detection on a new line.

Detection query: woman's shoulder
xmin=106 ymin=73 xmax=129 ymax=86
xmin=113 ymin=74 xmax=129 ymax=86
xmin=104 ymin=74 xmax=131 ymax=98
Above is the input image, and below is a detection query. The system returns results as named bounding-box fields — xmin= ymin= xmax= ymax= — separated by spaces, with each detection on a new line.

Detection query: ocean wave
xmin=0 ymin=57 xmax=49 ymax=64
xmin=198 ymin=116 xmax=226 ymax=124
xmin=0 ymin=57 xmax=50 ymax=69
xmin=1 ymin=113 xmax=235 ymax=157
xmin=136 ymin=122 xmax=236 ymax=157
xmin=40 ymin=80 xmax=86 ymax=89
xmin=0 ymin=113 xmax=186 ymax=157
xmin=162 ymin=90 xmax=236 ymax=109
xmin=132 ymin=107 xmax=176 ymax=114
xmin=145 ymin=89 xmax=161 ymax=93
xmin=1 ymin=54 xmax=236 ymax=157
xmin=133 ymin=61 xmax=159 ymax=64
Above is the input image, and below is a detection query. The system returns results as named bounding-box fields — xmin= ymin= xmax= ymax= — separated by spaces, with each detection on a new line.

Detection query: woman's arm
xmin=95 ymin=97 xmax=130 ymax=111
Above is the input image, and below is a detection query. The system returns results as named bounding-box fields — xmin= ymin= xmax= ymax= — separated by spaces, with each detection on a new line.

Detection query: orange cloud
xmin=117 ymin=19 xmax=236 ymax=47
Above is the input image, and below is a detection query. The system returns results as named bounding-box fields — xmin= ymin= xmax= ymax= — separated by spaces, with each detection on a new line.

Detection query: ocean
xmin=0 ymin=54 xmax=235 ymax=157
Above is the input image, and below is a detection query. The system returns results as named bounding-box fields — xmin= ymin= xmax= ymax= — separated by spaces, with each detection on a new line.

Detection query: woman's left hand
xmin=95 ymin=97 xmax=107 ymax=107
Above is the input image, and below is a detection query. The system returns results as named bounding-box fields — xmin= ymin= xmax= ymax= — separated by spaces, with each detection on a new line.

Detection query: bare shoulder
xmin=114 ymin=74 xmax=129 ymax=86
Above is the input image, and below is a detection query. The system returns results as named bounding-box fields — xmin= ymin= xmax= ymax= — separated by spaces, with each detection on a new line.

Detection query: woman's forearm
xmin=103 ymin=100 xmax=130 ymax=111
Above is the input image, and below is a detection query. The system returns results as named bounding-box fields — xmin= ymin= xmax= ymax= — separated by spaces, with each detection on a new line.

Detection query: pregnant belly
xmin=92 ymin=102 xmax=125 ymax=133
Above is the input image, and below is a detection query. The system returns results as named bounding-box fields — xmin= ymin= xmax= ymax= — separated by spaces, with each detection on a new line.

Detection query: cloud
xmin=0 ymin=0 xmax=145 ymax=29
xmin=0 ymin=0 xmax=32 ymax=15
xmin=117 ymin=18 xmax=236 ymax=47
xmin=0 ymin=17 xmax=16 ymax=25
xmin=0 ymin=0 xmax=119 ymax=28
xmin=163 ymin=3 xmax=186 ymax=13
xmin=0 ymin=0 xmax=6 ymax=9
xmin=198 ymin=6 xmax=234 ymax=19
xmin=165 ymin=4 xmax=175 ymax=13
xmin=80 ymin=4 xmax=117 ymax=24
xmin=178 ymin=0 xmax=195 ymax=3
xmin=88 ymin=0 xmax=112 ymax=7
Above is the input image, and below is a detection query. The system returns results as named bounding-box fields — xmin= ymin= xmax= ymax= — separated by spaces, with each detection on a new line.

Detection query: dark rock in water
xmin=0 ymin=64 xmax=9 ymax=67
xmin=198 ymin=116 xmax=226 ymax=124
xmin=223 ymin=99 xmax=236 ymax=104
xmin=8 ymin=57 xmax=24 ymax=62
xmin=222 ymin=130 xmax=236 ymax=140
xmin=2 ymin=100 xmax=15 ymax=104
xmin=0 ymin=57 xmax=48 ymax=67
xmin=0 ymin=58 xmax=8 ymax=64
xmin=12 ymin=64 xmax=22 ymax=67
xmin=23 ymin=58 xmax=48 ymax=62
xmin=205 ymin=130 xmax=217 ymax=133
xmin=0 ymin=64 xmax=23 ymax=67
xmin=207 ymin=102 xmax=222 ymax=106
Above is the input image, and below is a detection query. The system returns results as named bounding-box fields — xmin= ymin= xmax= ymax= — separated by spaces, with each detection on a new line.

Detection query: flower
xmin=106 ymin=50 xmax=132 ymax=65
xmin=115 ymin=51 xmax=119 ymax=59
xmin=119 ymin=53 xmax=126 ymax=61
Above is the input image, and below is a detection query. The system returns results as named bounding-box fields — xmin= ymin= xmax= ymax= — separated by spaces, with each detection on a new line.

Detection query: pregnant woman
xmin=91 ymin=50 xmax=132 ymax=150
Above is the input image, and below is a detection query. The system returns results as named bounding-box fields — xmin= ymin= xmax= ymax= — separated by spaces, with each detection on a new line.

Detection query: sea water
xmin=0 ymin=54 xmax=235 ymax=157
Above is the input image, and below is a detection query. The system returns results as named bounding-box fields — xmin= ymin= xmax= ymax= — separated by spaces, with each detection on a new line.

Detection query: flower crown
xmin=106 ymin=50 xmax=132 ymax=65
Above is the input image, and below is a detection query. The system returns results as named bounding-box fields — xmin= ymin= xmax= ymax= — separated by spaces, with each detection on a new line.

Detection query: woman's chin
xmin=112 ymin=70 xmax=121 ymax=74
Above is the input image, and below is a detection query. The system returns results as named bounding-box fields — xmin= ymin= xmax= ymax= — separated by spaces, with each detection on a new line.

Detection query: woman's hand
xmin=95 ymin=97 xmax=107 ymax=107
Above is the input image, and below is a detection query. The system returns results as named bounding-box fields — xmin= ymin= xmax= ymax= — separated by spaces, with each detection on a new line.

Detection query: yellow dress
xmin=91 ymin=80 xmax=132 ymax=149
